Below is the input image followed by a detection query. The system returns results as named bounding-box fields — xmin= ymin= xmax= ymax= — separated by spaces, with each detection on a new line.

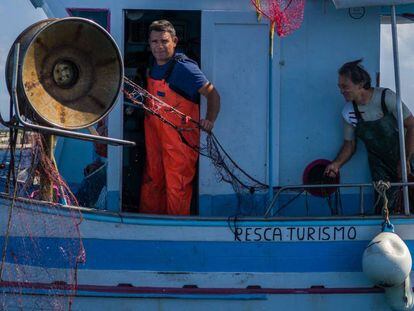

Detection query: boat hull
xmin=0 ymin=195 xmax=411 ymax=309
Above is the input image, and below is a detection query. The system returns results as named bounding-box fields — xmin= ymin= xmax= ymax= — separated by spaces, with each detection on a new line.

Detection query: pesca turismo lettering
xmin=233 ymin=226 xmax=357 ymax=242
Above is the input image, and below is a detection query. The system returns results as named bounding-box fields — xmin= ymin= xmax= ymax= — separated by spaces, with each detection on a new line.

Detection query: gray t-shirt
xmin=342 ymin=87 xmax=412 ymax=141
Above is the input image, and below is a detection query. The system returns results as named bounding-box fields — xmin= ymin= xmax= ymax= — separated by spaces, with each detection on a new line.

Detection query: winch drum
xmin=5 ymin=17 xmax=123 ymax=130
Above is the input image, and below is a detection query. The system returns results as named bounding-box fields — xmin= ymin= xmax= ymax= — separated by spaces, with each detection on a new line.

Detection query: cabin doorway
xmin=122 ymin=10 xmax=201 ymax=213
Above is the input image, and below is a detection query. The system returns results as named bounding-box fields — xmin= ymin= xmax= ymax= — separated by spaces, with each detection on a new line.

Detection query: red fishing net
xmin=251 ymin=0 xmax=306 ymax=37
xmin=0 ymin=130 xmax=85 ymax=310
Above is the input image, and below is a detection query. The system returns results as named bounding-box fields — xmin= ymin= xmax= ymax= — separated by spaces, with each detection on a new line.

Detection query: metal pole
xmin=40 ymin=134 xmax=54 ymax=202
xmin=268 ymin=26 xmax=275 ymax=202
xmin=391 ymin=5 xmax=410 ymax=215
xmin=359 ymin=186 xmax=364 ymax=215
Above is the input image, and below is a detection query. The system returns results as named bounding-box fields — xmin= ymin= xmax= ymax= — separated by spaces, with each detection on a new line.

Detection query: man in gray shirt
xmin=324 ymin=59 xmax=414 ymax=212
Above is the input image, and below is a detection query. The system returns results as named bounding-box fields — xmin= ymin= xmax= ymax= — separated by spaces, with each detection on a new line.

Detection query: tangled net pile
xmin=124 ymin=77 xmax=269 ymax=199
xmin=0 ymin=128 xmax=85 ymax=310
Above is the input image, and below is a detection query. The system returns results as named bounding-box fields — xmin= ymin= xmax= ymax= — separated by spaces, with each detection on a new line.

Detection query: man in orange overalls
xmin=140 ymin=20 xmax=221 ymax=216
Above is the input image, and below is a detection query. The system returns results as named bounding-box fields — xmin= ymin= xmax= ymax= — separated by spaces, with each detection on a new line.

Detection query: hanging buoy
xmin=363 ymin=232 xmax=413 ymax=310
xmin=363 ymin=232 xmax=411 ymax=288
xmin=362 ymin=181 xmax=414 ymax=310
xmin=384 ymin=277 xmax=414 ymax=311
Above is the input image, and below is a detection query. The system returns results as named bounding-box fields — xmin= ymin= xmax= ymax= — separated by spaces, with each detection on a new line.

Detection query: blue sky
xmin=0 ymin=0 xmax=46 ymax=116
xmin=0 ymin=1 xmax=412 ymax=116
xmin=381 ymin=22 xmax=414 ymax=111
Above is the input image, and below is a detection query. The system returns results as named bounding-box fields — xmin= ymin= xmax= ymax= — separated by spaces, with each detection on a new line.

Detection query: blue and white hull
xmin=0 ymin=195 xmax=410 ymax=310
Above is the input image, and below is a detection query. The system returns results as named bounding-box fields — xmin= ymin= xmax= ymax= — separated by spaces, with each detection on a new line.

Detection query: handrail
xmin=265 ymin=181 xmax=414 ymax=218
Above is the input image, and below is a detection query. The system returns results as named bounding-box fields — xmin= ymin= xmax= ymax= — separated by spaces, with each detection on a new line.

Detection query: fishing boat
xmin=1 ymin=0 xmax=414 ymax=309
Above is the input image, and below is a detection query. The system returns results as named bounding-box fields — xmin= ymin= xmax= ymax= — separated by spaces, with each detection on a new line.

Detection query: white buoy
xmin=384 ymin=276 xmax=413 ymax=311
xmin=362 ymin=231 xmax=414 ymax=310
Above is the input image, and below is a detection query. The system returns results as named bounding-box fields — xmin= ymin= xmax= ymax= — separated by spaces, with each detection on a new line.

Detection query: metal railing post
xmin=359 ymin=186 xmax=364 ymax=215
xmin=265 ymin=182 xmax=414 ymax=217
xmin=391 ymin=5 xmax=410 ymax=215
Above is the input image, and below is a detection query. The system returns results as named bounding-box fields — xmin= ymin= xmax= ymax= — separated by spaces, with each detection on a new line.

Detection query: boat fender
xmin=362 ymin=232 xmax=413 ymax=310
xmin=384 ymin=276 xmax=414 ymax=311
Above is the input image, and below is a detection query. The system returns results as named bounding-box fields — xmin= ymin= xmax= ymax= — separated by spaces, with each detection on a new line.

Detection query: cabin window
xmin=66 ymin=8 xmax=110 ymax=31
xmin=122 ymin=10 xmax=201 ymax=213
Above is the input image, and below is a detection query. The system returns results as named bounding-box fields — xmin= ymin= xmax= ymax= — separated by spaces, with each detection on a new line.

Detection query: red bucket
xmin=302 ymin=159 xmax=340 ymax=197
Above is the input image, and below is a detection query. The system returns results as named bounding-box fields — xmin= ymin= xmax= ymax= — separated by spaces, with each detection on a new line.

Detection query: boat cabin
xmin=29 ymin=0 xmax=414 ymax=217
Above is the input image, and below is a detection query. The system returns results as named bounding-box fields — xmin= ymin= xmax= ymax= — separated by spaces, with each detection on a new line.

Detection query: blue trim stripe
xmin=3 ymin=237 xmax=405 ymax=273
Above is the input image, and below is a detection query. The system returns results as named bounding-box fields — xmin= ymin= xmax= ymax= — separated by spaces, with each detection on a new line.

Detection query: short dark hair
xmin=338 ymin=59 xmax=371 ymax=90
xmin=148 ymin=20 xmax=176 ymax=37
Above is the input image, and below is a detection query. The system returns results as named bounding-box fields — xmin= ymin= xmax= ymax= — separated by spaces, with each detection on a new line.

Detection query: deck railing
xmin=265 ymin=182 xmax=414 ymax=218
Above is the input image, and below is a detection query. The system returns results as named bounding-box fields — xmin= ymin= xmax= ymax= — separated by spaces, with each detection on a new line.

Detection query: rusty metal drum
xmin=6 ymin=18 xmax=123 ymax=130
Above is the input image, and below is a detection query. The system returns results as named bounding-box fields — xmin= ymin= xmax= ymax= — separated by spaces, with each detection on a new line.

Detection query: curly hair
xmin=338 ymin=59 xmax=371 ymax=90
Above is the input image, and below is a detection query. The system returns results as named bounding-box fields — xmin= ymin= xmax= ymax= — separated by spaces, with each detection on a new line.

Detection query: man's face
xmin=149 ymin=31 xmax=177 ymax=65
xmin=338 ymin=75 xmax=363 ymax=102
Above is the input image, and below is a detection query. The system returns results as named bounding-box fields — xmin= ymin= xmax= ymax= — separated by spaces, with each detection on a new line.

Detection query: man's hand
xmin=200 ymin=119 xmax=214 ymax=132
xmin=198 ymin=82 xmax=220 ymax=132
xmin=323 ymin=140 xmax=355 ymax=178
xmin=324 ymin=162 xmax=340 ymax=178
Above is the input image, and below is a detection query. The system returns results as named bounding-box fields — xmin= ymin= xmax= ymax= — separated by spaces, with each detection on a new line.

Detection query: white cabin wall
xmin=279 ymin=1 xmax=380 ymax=187
xmin=199 ymin=11 xmax=271 ymax=197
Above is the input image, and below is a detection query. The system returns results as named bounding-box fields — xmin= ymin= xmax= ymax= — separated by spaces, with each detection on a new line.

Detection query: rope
xmin=255 ymin=0 xmax=262 ymax=21
xmin=272 ymin=189 xmax=304 ymax=216
xmin=373 ymin=180 xmax=394 ymax=232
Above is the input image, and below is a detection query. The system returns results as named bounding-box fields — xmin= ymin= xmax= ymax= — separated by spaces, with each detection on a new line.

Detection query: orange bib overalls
xmin=140 ymin=61 xmax=200 ymax=215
